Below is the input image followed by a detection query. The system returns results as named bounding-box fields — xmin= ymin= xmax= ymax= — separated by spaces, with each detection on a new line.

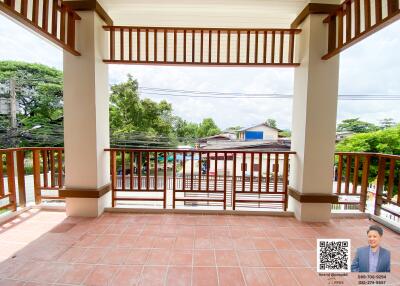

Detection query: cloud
xmin=1 ymin=14 xmax=400 ymax=130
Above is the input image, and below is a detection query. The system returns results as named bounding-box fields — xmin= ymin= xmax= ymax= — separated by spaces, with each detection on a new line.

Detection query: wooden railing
xmin=334 ymin=152 xmax=400 ymax=222
xmin=0 ymin=147 xmax=65 ymax=212
xmin=103 ymin=26 xmax=301 ymax=66
xmin=106 ymin=148 xmax=295 ymax=210
xmin=323 ymin=0 xmax=400 ymax=60
xmin=0 ymin=0 xmax=80 ymax=55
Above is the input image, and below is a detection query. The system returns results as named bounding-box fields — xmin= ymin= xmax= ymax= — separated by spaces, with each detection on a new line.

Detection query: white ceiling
xmin=98 ymin=0 xmax=341 ymax=28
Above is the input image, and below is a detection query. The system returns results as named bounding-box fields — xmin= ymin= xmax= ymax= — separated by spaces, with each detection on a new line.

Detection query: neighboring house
xmin=197 ymin=132 xmax=236 ymax=148
xmin=237 ymin=123 xmax=279 ymax=141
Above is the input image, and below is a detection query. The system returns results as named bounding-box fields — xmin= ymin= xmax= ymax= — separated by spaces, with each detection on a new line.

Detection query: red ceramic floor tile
xmin=146 ymin=249 xmax=171 ymax=265
xmin=258 ymin=251 xmax=284 ymax=267
xmin=192 ymin=267 xmax=218 ymax=286
xmin=270 ymin=238 xmax=295 ymax=250
xmin=56 ymin=263 xmax=94 ymax=284
xmin=237 ymin=250 xmax=263 ymax=267
xmin=253 ymin=238 xmax=274 ymax=250
xmin=125 ymin=249 xmax=150 ymax=265
xmin=110 ymin=266 xmax=142 ymax=286
xmin=174 ymin=237 xmax=194 ymax=249
xmin=169 ymin=250 xmax=193 ymax=266
xmin=300 ymin=250 xmax=317 ymax=267
xmin=215 ymin=250 xmax=239 ymax=266
xmin=279 ymin=250 xmax=308 ymax=267
xmin=266 ymin=267 xmax=300 ymax=286
xmin=101 ymin=248 xmax=131 ymax=265
xmin=213 ymin=237 xmax=234 ymax=250
xmin=135 ymin=236 xmax=156 ymax=249
xmin=289 ymin=239 xmax=315 ymax=251
xmin=165 ymin=266 xmax=192 ymax=286
xmin=242 ymin=267 xmax=273 ymax=286
xmin=84 ymin=265 xmax=119 ymax=286
xmin=233 ymin=238 xmax=255 ymax=250
xmin=104 ymin=224 xmax=128 ymax=235
xmin=0 ymin=279 xmax=25 ymax=286
xmin=218 ymin=267 xmax=245 ymax=286
xmin=56 ymin=247 xmax=83 ymax=263
xmin=76 ymin=247 xmax=108 ymax=264
xmin=194 ymin=238 xmax=213 ymax=249
xmin=153 ymin=237 xmax=176 ymax=249
xmin=115 ymin=235 xmax=138 ymax=247
xmin=290 ymin=268 xmax=325 ymax=286
xmin=139 ymin=266 xmax=167 ymax=286
xmin=92 ymin=235 xmax=118 ymax=248
xmin=193 ymin=250 xmax=215 ymax=266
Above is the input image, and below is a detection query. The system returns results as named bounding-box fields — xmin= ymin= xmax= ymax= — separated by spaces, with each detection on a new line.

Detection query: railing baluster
xmin=6 ymin=152 xmax=16 ymax=211
xmin=338 ymin=8 xmax=344 ymax=47
xmin=271 ymin=31 xmax=275 ymax=63
xmin=266 ymin=153 xmax=270 ymax=192
xmin=191 ymin=151 xmax=194 ymax=191
xmin=120 ymin=28 xmax=124 ymax=61
xmin=4 ymin=0 xmax=15 ymax=9
xmin=43 ymin=150 xmax=48 ymax=188
xmin=387 ymin=158 xmax=395 ymax=201
xmin=58 ymin=149 xmax=63 ymax=187
xmin=110 ymin=151 xmax=116 ymax=207
xmin=121 ymin=151 xmax=126 ymax=191
xmin=258 ymin=153 xmax=262 ymax=192
xmin=154 ymin=29 xmax=157 ymax=62
xmin=50 ymin=150 xmax=55 ymax=187
xmin=130 ymin=151 xmax=133 ymax=190
xmin=206 ymin=152 xmax=209 ymax=192
xmin=336 ymin=154 xmax=343 ymax=194
xmin=237 ymin=31 xmax=241 ymax=63
xmin=274 ymin=154 xmax=278 ymax=192
xmin=289 ymin=31 xmax=295 ymax=64
xmin=183 ymin=29 xmax=187 ymax=62
xmin=173 ymin=29 xmax=177 ymax=62
xmin=354 ymin=0 xmax=361 ymax=35
xmin=246 ymin=30 xmax=250 ymax=64
xmin=352 ymin=155 xmax=360 ymax=194
xmin=227 ymin=30 xmax=231 ymax=63
xmin=279 ymin=31 xmax=284 ymax=63
xmin=0 ymin=153 xmax=4 ymax=198
xmin=32 ymin=0 xmax=39 ymax=25
xmin=283 ymin=153 xmax=289 ymax=210
xmin=146 ymin=152 xmax=150 ymax=191
xmin=242 ymin=152 xmax=246 ymax=192
xmin=214 ymin=152 xmax=218 ymax=191
xmin=16 ymin=150 xmax=26 ymax=207
xmin=129 ymin=28 xmax=132 ymax=61
xmin=20 ymin=0 xmax=28 ymax=18
xmin=223 ymin=152 xmax=227 ymax=210
xmin=345 ymin=1 xmax=352 ymax=43
xmin=374 ymin=156 xmax=386 ymax=216
xmin=172 ymin=152 xmax=176 ymax=209
xmin=182 ymin=152 xmax=186 ymax=191
xmin=163 ymin=151 xmax=167 ymax=208
xmin=33 ymin=150 xmax=41 ymax=204
xmin=146 ymin=28 xmax=149 ymax=62
xmin=51 ymin=0 xmax=58 ymax=35
xmin=359 ymin=155 xmax=370 ymax=212
xmin=344 ymin=155 xmax=351 ymax=194
xmin=163 ymin=29 xmax=167 ymax=62
xmin=137 ymin=28 xmax=141 ymax=61
xmin=375 ymin=0 xmax=382 ymax=23
xmin=208 ymin=30 xmax=212 ymax=63
xmin=250 ymin=152 xmax=254 ymax=192
xmin=200 ymin=30 xmax=204 ymax=63
xmin=60 ymin=4 xmax=65 ymax=42
xmin=154 ymin=152 xmax=158 ymax=191
xmin=255 ymin=31 xmax=259 ymax=63
xmin=192 ymin=30 xmax=195 ymax=63
xmin=365 ymin=0 xmax=371 ymax=29
xmin=263 ymin=31 xmax=267 ymax=64
xmin=233 ymin=153 xmax=237 ymax=210
xmin=217 ymin=30 xmax=220 ymax=64
xmin=110 ymin=28 xmax=115 ymax=60
xmin=198 ymin=151 xmax=202 ymax=191
xmin=138 ymin=151 xmax=142 ymax=190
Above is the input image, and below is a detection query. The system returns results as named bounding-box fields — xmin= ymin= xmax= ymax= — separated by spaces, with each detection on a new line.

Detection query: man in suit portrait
xmin=351 ymin=225 xmax=391 ymax=272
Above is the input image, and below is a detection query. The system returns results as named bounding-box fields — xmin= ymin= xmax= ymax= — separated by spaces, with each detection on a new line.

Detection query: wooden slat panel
xmin=328 ymin=17 xmax=337 ymax=52
xmin=192 ymin=30 xmax=195 ymax=63
xmin=154 ymin=29 xmax=157 ymax=62
xmin=6 ymin=152 xmax=16 ymax=211
xmin=279 ymin=31 xmax=284 ymax=63
xmin=217 ymin=30 xmax=221 ymax=64
xmin=388 ymin=0 xmax=399 ymax=15
xmin=241 ymin=152 xmax=245 ymax=192
xmin=129 ymin=28 xmax=132 ymax=61
xmin=120 ymin=28 xmax=124 ymax=61
xmin=288 ymin=31 xmax=295 ymax=63
xmin=60 ymin=4 xmax=65 ymax=42
xmin=200 ymin=30 xmax=204 ymax=63
xmin=375 ymin=0 xmax=382 ymax=22
xmin=365 ymin=0 xmax=371 ymax=29
xmin=32 ymin=0 xmax=39 ymax=25
xmin=214 ymin=152 xmax=218 ymax=191
xmin=146 ymin=28 xmax=149 ymax=62
xmin=20 ymin=0 xmax=28 ymax=18
xmin=183 ymin=30 xmax=187 ymax=62
xmin=246 ymin=30 xmax=250 ymax=64
xmin=345 ymin=1 xmax=352 ymax=43
xmin=208 ymin=30 xmax=212 ymax=63
xmin=137 ymin=28 xmax=141 ymax=61
xmin=338 ymin=8 xmax=344 ymax=47
xmin=163 ymin=152 xmax=167 ymax=208
xmin=271 ymin=31 xmax=276 ymax=63
xmin=254 ymin=31 xmax=259 ymax=63
xmin=227 ymin=31 xmax=231 ymax=63
xmin=164 ymin=29 xmax=167 ymax=62
xmin=354 ymin=0 xmax=361 ymax=35
xmin=51 ymin=0 xmax=58 ymax=35
xmin=173 ymin=29 xmax=177 ymax=62
xmin=237 ymin=31 xmax=241 ymax=63
xmin=374 ymin=157 xmax=386 ymax=216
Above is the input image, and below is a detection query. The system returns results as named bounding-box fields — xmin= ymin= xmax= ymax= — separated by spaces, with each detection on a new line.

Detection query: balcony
xmin=0 ymin=147 xmax=399 ymax=285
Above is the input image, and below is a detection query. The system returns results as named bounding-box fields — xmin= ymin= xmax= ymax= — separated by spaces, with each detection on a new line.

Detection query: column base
xmin=290 ymin=197 xmax=332 ymax=222
xmin=66 ymin=193 xmax=111 ymax=217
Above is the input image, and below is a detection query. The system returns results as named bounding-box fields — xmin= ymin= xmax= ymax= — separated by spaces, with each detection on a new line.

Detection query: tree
xmin=379 ymin=118 xmax=396 ymax=129
xmin=109 ymin=75 xmax=175 ymax=137
xmin=265 ymin=118 xmax=277 ymax=129
xmin=173 ymin=117 xmax=198 ymax=143
xmin=197 ymin=118 xmax=221 ymax=138
xmin=0 ymin=61 xmax=63 ymax=147
xmin=279 ymin=130 xmax=291 ymax=138
xmin=337 ymin=118 xmax=379 ymax=133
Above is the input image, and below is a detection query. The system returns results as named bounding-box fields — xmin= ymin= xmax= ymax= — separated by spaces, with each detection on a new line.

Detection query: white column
xmin=63 ymin=11 xmax=110 ymax=217
xmin=289 ymin=14 xmax=340 ymax=222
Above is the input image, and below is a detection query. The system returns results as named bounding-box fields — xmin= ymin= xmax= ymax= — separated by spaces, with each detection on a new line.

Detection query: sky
xmin=1 ymin=15 xmax=400 ymax=130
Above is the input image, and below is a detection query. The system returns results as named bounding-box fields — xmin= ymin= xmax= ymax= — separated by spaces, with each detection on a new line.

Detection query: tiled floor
xmin=0 ymin=209 xmax=399 ymax=286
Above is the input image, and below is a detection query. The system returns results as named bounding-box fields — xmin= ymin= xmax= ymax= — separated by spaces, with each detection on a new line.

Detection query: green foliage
xmin=197 ymin=118 xmax=221 ymax=138
xmin=279 ymin=130 xmax=291 ymax=138
xmin=379 ymin=118 xmax=396 ymax=129
xmin=0 ymin=61 xmax=63 ymax=147
xmin=336 ymin=125 xmax=400 ymax=154
xmin=265 ymin=118 xmax=277 ymax=129
xmin=337 ymin=118 xmax=379 ymax=133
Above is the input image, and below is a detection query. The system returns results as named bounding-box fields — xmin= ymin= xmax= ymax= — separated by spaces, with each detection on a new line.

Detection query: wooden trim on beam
xmin=291 ymin=3 xmax=340 ymax=28
xmin=289 ymin=187 xmax=339 ymax=203
xmin=59 ymin=183 xmax=111 ymax=198
xmin=64 ymin=0 xmax=113 ymax=25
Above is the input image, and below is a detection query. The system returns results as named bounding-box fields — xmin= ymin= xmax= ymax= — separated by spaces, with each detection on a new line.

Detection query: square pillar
xmin=288 ymin=14 xmax=340 ymax=222
xmin=61 ymin=11 xmax=110 ymax=217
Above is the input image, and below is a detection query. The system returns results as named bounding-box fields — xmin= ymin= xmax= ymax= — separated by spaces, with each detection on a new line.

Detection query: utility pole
xmin=10 ymin=78 xmax=17 ymax=128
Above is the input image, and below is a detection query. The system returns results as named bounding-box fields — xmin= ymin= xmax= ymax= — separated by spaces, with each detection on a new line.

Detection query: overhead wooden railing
xmin=323 ymin=0 xmax=400 ymax=60
xmin=103 ymin=26 xmax=301 ymax=66
xmin=0 ymin=0 xmax=80 ymax=55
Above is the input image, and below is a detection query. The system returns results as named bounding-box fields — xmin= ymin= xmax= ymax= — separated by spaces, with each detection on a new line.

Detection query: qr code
xmin=317 ymin=239 xmax=351 ymax=273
